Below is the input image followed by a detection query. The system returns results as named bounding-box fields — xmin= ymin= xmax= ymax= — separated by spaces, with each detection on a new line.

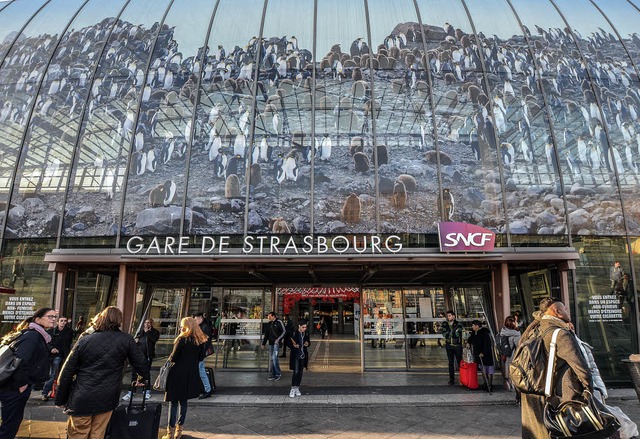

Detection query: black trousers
xmin=445 ymin=344 xmax=463 ymax=381
xmin=292 ymin=357 xmax=305 ymax=387
xmin=0 ymin=385 xmax=32 ymax=439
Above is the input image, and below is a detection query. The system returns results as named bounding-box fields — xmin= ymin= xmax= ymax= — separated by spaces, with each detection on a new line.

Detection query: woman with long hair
xmin=162 ymin=316 xmax=208 ymax=439
xmin=55 ymin=306 xmax=150 ymax=439
xmin=0 ymin=307 xmax=55 ymax=438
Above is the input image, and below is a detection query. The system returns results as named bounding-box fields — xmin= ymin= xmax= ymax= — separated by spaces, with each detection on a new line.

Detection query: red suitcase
xmin=459 ymin=360 xmax=478 ymax=390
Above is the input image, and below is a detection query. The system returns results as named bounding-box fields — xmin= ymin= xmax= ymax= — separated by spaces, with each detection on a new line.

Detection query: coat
xmin=134 ymin=327 xmax=160 ymax=361
xmin=0 ymin=329 xmax=50 ymax=391
xmin=521 ymin=315 xmax=593 ymax=439
xmin=55 ymin=329 xmax=150 ymax=416
xmin=468 ymin=327 xmax=494 ymax=367
xmin=287 ymin=329 xmax=310 ymax=370
xmin=164 ymin=337 xmax=204 ymax=402
xmin=47 ymin=325 xmax=73 ymax=359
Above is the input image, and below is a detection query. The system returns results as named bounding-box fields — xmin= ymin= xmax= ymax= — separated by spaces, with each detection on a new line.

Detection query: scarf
xmin=29 ymin=322 xmax=52 ymax=344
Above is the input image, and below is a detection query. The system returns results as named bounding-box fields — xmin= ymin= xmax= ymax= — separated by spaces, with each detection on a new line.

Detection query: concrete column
xmin=492 ymin=263 xmax=510 ymax=328
xmin=48 ymin=263 xmax=67 ymax=313
xmin=117 ymin=264 xmax=138 ymax=333
xmin=558 ymin=262 xmax=573 ymax=319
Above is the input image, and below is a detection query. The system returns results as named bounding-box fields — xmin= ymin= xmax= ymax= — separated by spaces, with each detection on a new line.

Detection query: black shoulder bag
xmin=543 ymin=328 xmax=620 ymax=439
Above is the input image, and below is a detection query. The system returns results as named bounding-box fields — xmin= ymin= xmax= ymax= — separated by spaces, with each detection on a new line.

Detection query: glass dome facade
xmin=0 ymin=0 xmax=639 ymax=381
xmin=0 ymin=0 xmax=639 ymax=241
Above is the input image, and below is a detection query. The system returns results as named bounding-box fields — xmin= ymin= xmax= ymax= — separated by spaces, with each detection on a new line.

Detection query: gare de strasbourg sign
xmin=124 ymin=222 xmax=496 ymax=256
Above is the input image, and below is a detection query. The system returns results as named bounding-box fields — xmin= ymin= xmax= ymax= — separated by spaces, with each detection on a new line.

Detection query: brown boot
xmin=161 ymin=426 xmax=175 ymax=439
xmin=175 ymin=424 xmax=184 ymax=439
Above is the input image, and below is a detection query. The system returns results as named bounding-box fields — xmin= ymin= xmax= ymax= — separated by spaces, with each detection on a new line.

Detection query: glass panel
xmin=510 ymin=0 xmax=626 ymax=235
xmin=0 ymin=0 xmax=86 ymax=239
xmin=73 ymin=270 xmax=117 ymax=333
xmin=120 ymin=0 xmax=216 ymax=237
xmin=215 ymin=288 xmax=268 ymax=369
xmin=368 ymin=0 xmax=438 ymax=233
xmin=61 ymin=0 xmax=172 ymax=241
xmin=0 ymin=239 xmax=56 ymax=336
xmin=183 ymin=0 xmax=265 ymax=235
xmin=362 ymin=288 xmax=406 ymax=369
xmin=405 ymin=287 xmax=450 ymax=369
xmin=11 ymin=0 xmax=127 ymax=239
xmin=573 ymin=236 xmax=636 ymax=383
xmin=416 ymin=0 xmax=507 ymax=234
xmin=466 ymin=0 xmax=568 ymax=243
xmin=314 ymin=0 xmax=376 ymax=233
xmin=594 ymin=0 xmax=640 ymax=68
xmin=146 ymin=285 xmax=186 ymax=357
xmin=0 ymin=0 xmax=48 ymax=62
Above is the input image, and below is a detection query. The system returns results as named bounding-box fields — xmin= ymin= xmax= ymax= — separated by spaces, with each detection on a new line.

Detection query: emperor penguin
xmin=319 ymin=134 xmax=332 ymax=161
xmin=233 ymin=131 xmax=246 ymax=157
xmin=225 ymin=154 xmax=242 ymax=179
xmin=341 ymin=193 xmax=361 ymax=223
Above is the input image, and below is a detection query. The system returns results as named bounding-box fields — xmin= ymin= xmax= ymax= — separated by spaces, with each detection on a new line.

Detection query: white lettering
xmin=353 ymin=236 xmax=367 ymax=254
xmin=371 ymin=236 xmax=381 ymax=253
xmin=243 ymin=236 xmax=254 ymax=253
xmin=201 ymin=236 xmax=216 ymax=254
xmin=317 ymin=236 xmax=328 ymax=254
xmin=127 ymin=236 xmax=144 ymax=254
xmin=219 ymin=236 xmax=229 ymax=254
xmin=302 ymin=235 xmax=314 ymax=254
xmin=257 ymin=236 xmax=267 ymax=254
xmin=283 ymin=237 xmax=299 ymax=254
xmin=146 ymin=237 xmax=161 ymax=255
xmin=386 ymin=235 xmax=402 ymax=253
xmin=164 ymin=236 xmax=176 ymax=255
xmin=444 ymin=232 xmax=493 ymax=248
xmin=178 ymin=236 xmax=189 ymax=254
xmin=332 ymin=236 xmax=349 ymax=254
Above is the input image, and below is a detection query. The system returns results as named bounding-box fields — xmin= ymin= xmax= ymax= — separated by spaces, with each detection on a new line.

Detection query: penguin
xmin=209 ymin=136 xmax=222 ymax=161
xmin=501 ymin=142 xmax=515 ymax=168
xmin=260 ymin=136 xmax=272 ymax=162
xmin=438 ymin=189 xmax=455 ymax=221
xmin=350 ymin=137 xmax=365 ymax=156
xmin=249 ymin=163 xmax=262 ymax=186
xmin=392 ymin=180 xmax=407 ymax=210
xmin=225 ymin=174 xmax=241 ymax=198
xmin=146 ymin=147 xmax=157 ymax=173
xmin=319 ymin=134 xmax=332 ymax=161
xmin=375 ymin=144 xmax=388 ymax=166
xmin=271 ymin=217 xmax=291 ymax=233
xmin=234 ymin=131 xmax=246 ymax=157
xmin=280 ymin=152 xmax=298 ymax=182
xmin=341 ymin=193 xmax=361 ymax=223
xmin=225 ymin=154 xmax=242 ymax=179
xmin=353 ymin=151 xmax=370 ymax=173
xmin=213 ymin=148 xmax=227 ymax=177
xmin=396 ymin=174 xmax=417 ymax=192
xmin=148 ymin=180 xmax=177 ymax=207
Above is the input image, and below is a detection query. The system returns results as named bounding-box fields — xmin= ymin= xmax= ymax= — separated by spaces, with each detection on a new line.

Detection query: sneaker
xmin=121 ymin=392 xmax=131 ymax=401
xmin=267 ymin=376 xmax=276 ymax=381
xmin=145 ymin=390 xmax=151 ymax=400
xmin=274 ymin=375 xmax=281 ymax=381
xmin=294 ymin=387 xmax=301 ymax=397
xmin=289 ymin=388 xmax=296 ymax=398
xmin=41 ymin=395 xmax=49 ymax=402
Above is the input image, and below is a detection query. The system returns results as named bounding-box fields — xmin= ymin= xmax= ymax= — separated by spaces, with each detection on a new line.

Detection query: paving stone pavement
xmin=16 ymin=388 xmax=640 ymax=438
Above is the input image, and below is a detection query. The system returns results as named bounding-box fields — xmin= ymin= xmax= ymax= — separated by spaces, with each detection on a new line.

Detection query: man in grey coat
xmin=520 ymin=298 xmax=593 ymax=439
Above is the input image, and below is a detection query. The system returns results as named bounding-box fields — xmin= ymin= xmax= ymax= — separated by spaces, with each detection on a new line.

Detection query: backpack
xmin=509 ymin=327 xmax=564 ymax=395
xmin=495 ymin=333 xmax=513 ymax=357
xmin=0 ymin=330 xmax=26 ymax=386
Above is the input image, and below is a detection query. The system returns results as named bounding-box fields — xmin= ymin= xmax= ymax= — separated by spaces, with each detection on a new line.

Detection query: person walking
xmin=0 ymin=308 xmax=55 ymax=439
xmin=288 ymin=319 xmax=310 ymax=398
xmin=440 ymin=310 xmax=464 ymax=385
xmin=261 ymin=312 xmax=285 ymax=381
xmin=123 ymin=317 xmax=160 ymax=401
xmin=499 ymin=316 xmax=521 ymax=392
xmin=193 ymin=313 xmax=213 ymax=399
xmin=467 ymin=320 xmax=495 ymax=392
xmin=520 ymin=298 xmax=593 ymax=439
xmin=162 ymin=317 xmax=207 ymax=439
xmin=55 ymin=306 xmax=150 ymax=439
xmin=280 ymin=315 xmax=294 ymax=358
xmin=42 ymin=314 xmax=73 ymax=401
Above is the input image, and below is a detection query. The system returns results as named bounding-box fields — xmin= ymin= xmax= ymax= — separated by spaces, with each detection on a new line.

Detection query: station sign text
xmin=438 ymin=222 xmax=496 ymax=252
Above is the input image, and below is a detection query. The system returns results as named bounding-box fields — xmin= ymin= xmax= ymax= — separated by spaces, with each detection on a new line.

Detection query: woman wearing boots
xmin=288 ymin=319 xmax=310 ymax=398
xmin=163 ymin=317 xmax=207 ymax=439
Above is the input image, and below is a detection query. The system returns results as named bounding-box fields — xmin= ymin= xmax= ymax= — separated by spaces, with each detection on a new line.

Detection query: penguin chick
xmin=349 ymin=136 xmax=365 ymax=156
xmin=341 ymin=193 xmax=362 ymax=223
xmin=396 ymin=174 xmax=417 ymax=192
xmin=271 ymin=217 xmax=291 ymax=234
xmin=249 ymin=163 xmax=262 ymax=186
xmin=375 ymin=144 xmax=389 ymax=166
xmin=438 ymin=188 xmax=455 ymax=220
xmin=392 ymin=180 xmax=407 ymax=210
xmin=225 ymin=174 xmax=241 ymax=198
xmin=353 ymin=151 xmax=370 ymax=172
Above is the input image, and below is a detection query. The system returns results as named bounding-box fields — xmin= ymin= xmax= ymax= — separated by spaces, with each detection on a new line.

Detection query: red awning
xmin=0 ymin=287 xmax=16 ymax=295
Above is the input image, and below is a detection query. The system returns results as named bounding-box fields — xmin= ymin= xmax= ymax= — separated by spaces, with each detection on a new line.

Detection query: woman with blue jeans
xmin=163 ymin=317 xmax=207 ymax=439
xmin=287 ymin=319 xmax=310 ymax=398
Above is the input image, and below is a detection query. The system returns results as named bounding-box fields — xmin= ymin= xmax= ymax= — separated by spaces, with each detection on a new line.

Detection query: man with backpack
xmin=515 ymin=298 xmax=593 ymax=439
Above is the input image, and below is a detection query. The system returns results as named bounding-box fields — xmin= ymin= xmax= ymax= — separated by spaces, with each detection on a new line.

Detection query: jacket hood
xmin=500 ymin=327 xmax=521 ymax=337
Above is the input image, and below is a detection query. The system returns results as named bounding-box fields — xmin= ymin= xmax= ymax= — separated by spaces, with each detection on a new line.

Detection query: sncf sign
xmin=438 ymin=222 xmax=496 ymax=252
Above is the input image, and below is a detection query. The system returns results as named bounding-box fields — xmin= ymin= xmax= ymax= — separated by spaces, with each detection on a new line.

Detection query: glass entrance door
xmin=405 ymin=287 xmax=449 ymax=369
xmin=362 ymin=288 xmax=406 ymax=369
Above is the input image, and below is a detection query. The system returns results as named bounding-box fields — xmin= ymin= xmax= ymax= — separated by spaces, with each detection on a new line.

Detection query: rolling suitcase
xmin=105 ymin=383 xmax=161 ymax=439
xmin=205 ymin=367 xmax=216 ymax=391
xmin=459 ymin=360 xmax=478 ymax=390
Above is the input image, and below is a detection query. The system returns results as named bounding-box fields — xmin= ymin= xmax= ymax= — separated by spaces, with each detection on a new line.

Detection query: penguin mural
xmin=279 ymin=152 xmax=298 ymax=183
xmin=249 ymin=163 xmax=262 ymax=187
xmin=213 ymin=148 xmax=228 ymax=178
xmin=260 ymin=136 xmax=272 ymax=162
xmin=350 ymin=137 xmax=365 ymax=156
xmin=271 ymin=217 xmax=291 ymax=233
xmin=233 ymin=131 xmax=246 ymax=158
xmin=375 ymin=144 xmax=388 ymax=166
xmin=225 ymin=174 xmax=241 ymax=198
xmin=353 ymin=151 xmax=370 ymax=173
xmin=438 ymin=189 xmax=455 ymax=221
xmin=396 ymin=174 xmax=417 ymax=192
xmin=319 ymin=134 xmax=332 ymax=161
xmin=148 ymin=180 xmax=177 ymax=207
xmin=501 ymin=142 xmax=515 ymax=168
xmin=209 ymin=136 xmax=222 ymax=161
xmin=225 ymin=154 xmax=242 ymax=179
xmin=392 ymin=180 xmax=407 ymax=210
xmin=341 ymin=193 xmax=361 ymax=223
xmin=146 ymin=147 xmax=157 ymax=173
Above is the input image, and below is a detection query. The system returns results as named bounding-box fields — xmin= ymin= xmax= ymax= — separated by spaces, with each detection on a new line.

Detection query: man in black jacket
xmin=41 ymin=315 xmax=73 ymax=401
xmin=441 ymin=310 xmax=464 ymax=385
xmin=261 ymin=312 xmax=285 ymax=380
xmin=123 ymin=318 xmax=159 ymax=401
xmin=195 ymin=313 xmax=213 ymax=399
xmin=467 ymin=320 xmax=495 ymax=392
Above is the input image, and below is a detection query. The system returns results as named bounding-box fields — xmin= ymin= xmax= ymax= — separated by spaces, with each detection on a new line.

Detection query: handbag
xmin=543 ymin=329 xmax=620 ymax=439
xmin=463 ymin=346 xmax=474 ymax=364
xmin=153 ymin=360 xmax=173 ymax=391
xmin=204 ymin=341 xmax=214 ymax=357
xmin=0 ymin=332 xmax=25 ymax=386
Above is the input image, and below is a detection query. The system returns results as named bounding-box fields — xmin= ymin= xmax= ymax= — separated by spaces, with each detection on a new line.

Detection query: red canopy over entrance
xmin=278 ymin=287 xmax=360 ymax=314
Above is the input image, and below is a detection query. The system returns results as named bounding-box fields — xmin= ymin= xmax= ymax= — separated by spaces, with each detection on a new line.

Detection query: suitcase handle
xmin=127 ymin=381 xmax=149 ymax=412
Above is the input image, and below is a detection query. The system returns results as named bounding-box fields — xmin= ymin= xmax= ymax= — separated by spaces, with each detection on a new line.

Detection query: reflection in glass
xmin=362 ymin=288 xmax=406 ymax=369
